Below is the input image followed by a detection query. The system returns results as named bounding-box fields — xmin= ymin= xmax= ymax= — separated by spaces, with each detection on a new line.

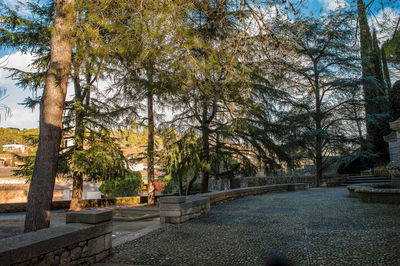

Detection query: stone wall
xmin=204 ymin=183 xmax=308 ymax=205
xmin=384 ymin=119 xmax=400 ymax=163
xmin=0 ymin=184 xmax=28 ymax=203
xmin=232 ymin=175 xmax=346 ymax=188
xmin=0 ymin=196 xmax=141 ymax=213
xmin=347 ymin=185 xmax=400 ymax=205
xmin=160 ymin=183 xmax=308 ymax=224
xmin=0 ymin=210 xmax=112 ymax=265
xmin=160 ymin=196 xmax=210 ymax=224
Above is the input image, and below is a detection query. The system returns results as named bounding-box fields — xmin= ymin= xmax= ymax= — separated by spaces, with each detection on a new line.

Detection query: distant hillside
xmin=0 ymin=128 xmax=39 ymax=150
xmin=0 ymin=126 xmax=160 ymax=161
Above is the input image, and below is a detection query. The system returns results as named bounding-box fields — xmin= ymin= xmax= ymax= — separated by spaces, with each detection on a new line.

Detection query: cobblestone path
xmin=105 ymin=187 xmax=400 ymax=265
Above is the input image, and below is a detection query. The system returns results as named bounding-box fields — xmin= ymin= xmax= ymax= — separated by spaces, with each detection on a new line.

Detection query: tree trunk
xmin=186 ymin=174 xmax=197 ymax=196
xmin=147 ymin=91 xmax=156 ymax=205
xmin=314 ymin=60 xmax=322 ymax=188
xmin=200 ymin=109 xmax=210 ymax=193
xmin=70 ymin=78 xmax=85 ymax=211
xmin=381 ymin=47 xmax=391 ymax=95
xmin=70 ymin=171 xmax=83 ymax=211
xmin=315 ymin=160 xmax=322 ymax=188
xmin=178 ymin=174 xmax=184 ymax=196
xmin=24 ymin=0 xmax=76 ymax=233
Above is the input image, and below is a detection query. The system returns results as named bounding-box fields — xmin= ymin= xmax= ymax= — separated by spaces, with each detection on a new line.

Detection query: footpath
xmin=103 ymin=188 xmax=400 ymax=265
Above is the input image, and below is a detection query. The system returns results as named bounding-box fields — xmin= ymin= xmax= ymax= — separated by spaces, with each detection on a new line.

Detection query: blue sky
xmin=0 ymin=0 xmax=399 ymax=129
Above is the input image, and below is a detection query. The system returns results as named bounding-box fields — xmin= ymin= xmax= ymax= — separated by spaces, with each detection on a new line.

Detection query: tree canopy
xmin=0 ymin=0 xmax=399 ymax=230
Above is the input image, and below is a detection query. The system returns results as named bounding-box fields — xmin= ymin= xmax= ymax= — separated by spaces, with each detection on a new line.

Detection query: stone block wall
xmin=203 ymin=183 xmax=308 ymax=205
xmin=0 ymin=196 xmax=141 ymax=213
xmin=160 ymin=196 xmax=211 ymax=224
xmin=384 ymin=120 xmax=400 ymax=163
xmin=160 ymin=183 xmax=308 ymax=224
xmin=232 ymin=175 xmax=346 ymax=189
xmin=0 ymin=210 xmax=112 ymax=265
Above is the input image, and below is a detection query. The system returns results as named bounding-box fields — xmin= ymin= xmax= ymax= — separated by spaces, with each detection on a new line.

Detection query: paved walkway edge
xmin=112 ymin=223 xmax=165 ymax=247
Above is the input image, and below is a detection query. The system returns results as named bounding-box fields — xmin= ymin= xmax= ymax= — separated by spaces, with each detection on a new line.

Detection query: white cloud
xmin=317 ymin=0 xmax=348 ymax=11
xmin=370 ymin=7 xmax=400 ymax=43
xmin=2 ymin=0 xmax=32 ymax=16
xmin=0 ymin=104 xmax=39 ymax=129
xmin=0 ymin=52 xmax=40 ymax=129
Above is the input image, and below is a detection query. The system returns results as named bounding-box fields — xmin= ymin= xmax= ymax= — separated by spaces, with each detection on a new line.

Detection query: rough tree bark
xmin=147 ymin=90 xmax=156 ymax=205
xmin=186 ymin=174 xmax=197 ymax=196
xmin=70 ymin=89 xmax=85 ymax=211
xmin=314 ymin=60 xmax=322 ymax=188
xmin=200 ymin=105 xmax=210 ymax=193
xmin=71 ymin=171 xmax=83 ymax=210
xmin=24 ymin=0 xmax=76 ymax=232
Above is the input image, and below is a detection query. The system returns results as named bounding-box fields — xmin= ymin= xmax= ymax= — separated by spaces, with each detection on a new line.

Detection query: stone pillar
xmin=66 ymin=209 xmax=113 ymax=262
xmin=385 ymin=119 xmax=400 ymax=188
xmin=159 ymin=196 xmax=210 ymax=224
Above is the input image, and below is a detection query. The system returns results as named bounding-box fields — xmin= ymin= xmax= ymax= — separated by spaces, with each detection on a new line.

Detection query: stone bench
xmin=0 ymin=209 xmax=112 ymax=265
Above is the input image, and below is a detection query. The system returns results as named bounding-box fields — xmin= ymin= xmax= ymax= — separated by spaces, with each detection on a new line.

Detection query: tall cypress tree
xmin=381 ymin=46 xmax=392 ymax=90
xmin=357 ymin=0 xmax=390 ymax=164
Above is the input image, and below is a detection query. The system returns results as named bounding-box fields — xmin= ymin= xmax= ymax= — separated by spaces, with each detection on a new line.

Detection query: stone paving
xmin=104 ymin=187 xmax=400 ymax=265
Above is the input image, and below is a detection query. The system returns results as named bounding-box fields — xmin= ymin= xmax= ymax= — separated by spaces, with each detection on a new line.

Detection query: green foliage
xmin=99 ymin=171 xmax=141 ymax=197
xmin=4 ymin=0 xmax=399 ymax=193
xmin=13 ymin=128 xmax=131 ymax=183
xmin=383 ymin=32 xmax=400 ymax=67
xmin=159 ymin=129 xmax=205 ymax=195
xmin=0 ymin=127 xmax=39 ymax=146
xmin=70 ymin=130 xmax=129 ymax=181
xmin=12 ymin=132 xmax=69 ymax=181
xmin=357 ymin=0 xmax=391 ymax=164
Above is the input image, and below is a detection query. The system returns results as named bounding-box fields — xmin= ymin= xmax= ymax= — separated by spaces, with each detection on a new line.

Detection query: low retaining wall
xmin=0 ymin=209 xmax=112 ymax=265
xmin=160 ymin=196 xmax=210 ymax=224
xmin=160 ymin=183 xmax=308 ymax=224
xmin=0 ymin=196 xmax=141 ymax=213
xmin=347 ymin=185 xmax=400 ymax=204
xmin=204 ymin=183 xmax=308 ymax=205
xmin=233 ymin=175 xmax=347 ymax=188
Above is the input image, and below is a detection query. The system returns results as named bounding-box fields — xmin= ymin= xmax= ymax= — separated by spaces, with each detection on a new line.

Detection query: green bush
xmin=99 ymin=171 xmax=141 ymax=198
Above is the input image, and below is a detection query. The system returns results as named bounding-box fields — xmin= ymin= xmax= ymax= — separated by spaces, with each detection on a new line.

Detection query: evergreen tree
xmin=266 ymin=11 xmax=361 ymax=186
xmin=172 ymin=0 xmax=250 ymax=193
xmin=357 ymin=0 xmax=391 ymax=164
xmin=25 ymin=0 xmax=76 ymax=232
xmin=106 ymin=0 xmax=184 ymax=204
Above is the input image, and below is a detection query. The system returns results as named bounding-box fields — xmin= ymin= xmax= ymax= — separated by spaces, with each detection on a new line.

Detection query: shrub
xmin=99 ymin=171 xmax=141 ymax=197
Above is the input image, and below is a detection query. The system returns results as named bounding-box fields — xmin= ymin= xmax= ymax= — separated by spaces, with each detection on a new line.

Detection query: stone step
xmin=345 ymin=180 xmax=390 ymax=184
xmin=343 ymin=175 xmax=391 ymax=186
xmin=348 ymin=175 xmax=375 ymax=178
xmin=343 ymin=181 xmax=391 ymax=186
xmin=347 ymin=178 xmax=391 ymax=182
